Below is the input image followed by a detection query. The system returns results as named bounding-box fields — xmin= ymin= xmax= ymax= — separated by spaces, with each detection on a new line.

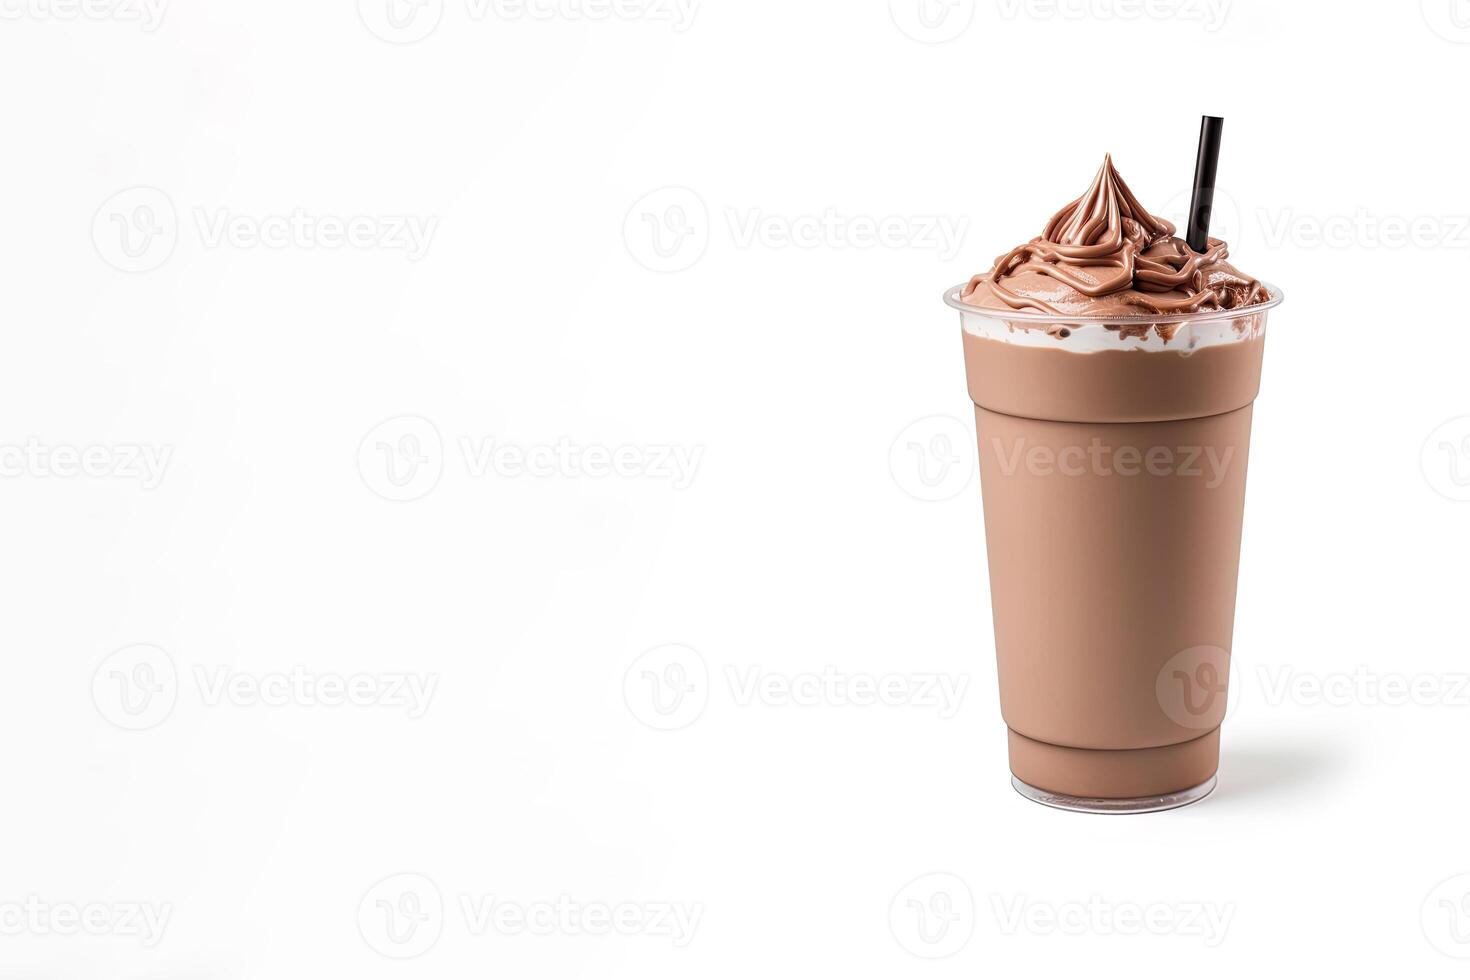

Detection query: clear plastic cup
xmin=946 ymin=285 xmax=1283 ymax=813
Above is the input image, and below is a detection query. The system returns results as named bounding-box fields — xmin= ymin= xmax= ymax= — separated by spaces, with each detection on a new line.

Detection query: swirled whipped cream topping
xmin=961 ymin=155 xmax=1268 ymax=319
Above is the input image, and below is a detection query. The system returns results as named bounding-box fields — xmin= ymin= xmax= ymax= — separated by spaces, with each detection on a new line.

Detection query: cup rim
xmin=942 ymin=282 xmax=1283 ymax=325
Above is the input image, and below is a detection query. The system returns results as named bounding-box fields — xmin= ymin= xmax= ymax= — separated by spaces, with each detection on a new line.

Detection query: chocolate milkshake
xmin=948 ymin=155 xmax=1281 ymax=813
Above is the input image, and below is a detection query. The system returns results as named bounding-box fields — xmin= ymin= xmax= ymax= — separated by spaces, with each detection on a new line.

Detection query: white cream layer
xmin=955 ymin=305 xmax=1268 ymax=354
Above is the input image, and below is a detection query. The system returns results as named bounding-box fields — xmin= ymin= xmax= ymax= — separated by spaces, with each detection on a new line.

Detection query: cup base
xmin=1006 ymin=727 xmax=1220 ymax=801
xmin=1010 ymin=774 xmax=1217 ymax=814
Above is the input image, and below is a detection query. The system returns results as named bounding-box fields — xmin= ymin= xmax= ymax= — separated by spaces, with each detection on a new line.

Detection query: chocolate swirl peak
xmin=962 ymin=155 xmax=1268 ymax=317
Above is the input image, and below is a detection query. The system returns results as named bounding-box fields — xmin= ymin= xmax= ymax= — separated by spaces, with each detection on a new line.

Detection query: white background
xmin=3 ymin=0 xmax=1470 ymax=975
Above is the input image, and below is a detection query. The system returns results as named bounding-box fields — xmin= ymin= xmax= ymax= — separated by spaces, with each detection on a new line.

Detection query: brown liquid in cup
xmin=962 ymin=330 xmax=1265 ymax=800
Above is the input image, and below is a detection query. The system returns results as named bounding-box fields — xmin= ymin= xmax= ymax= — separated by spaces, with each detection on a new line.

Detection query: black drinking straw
xmin=1186 ymin=115 xmax=1224 ymax=253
